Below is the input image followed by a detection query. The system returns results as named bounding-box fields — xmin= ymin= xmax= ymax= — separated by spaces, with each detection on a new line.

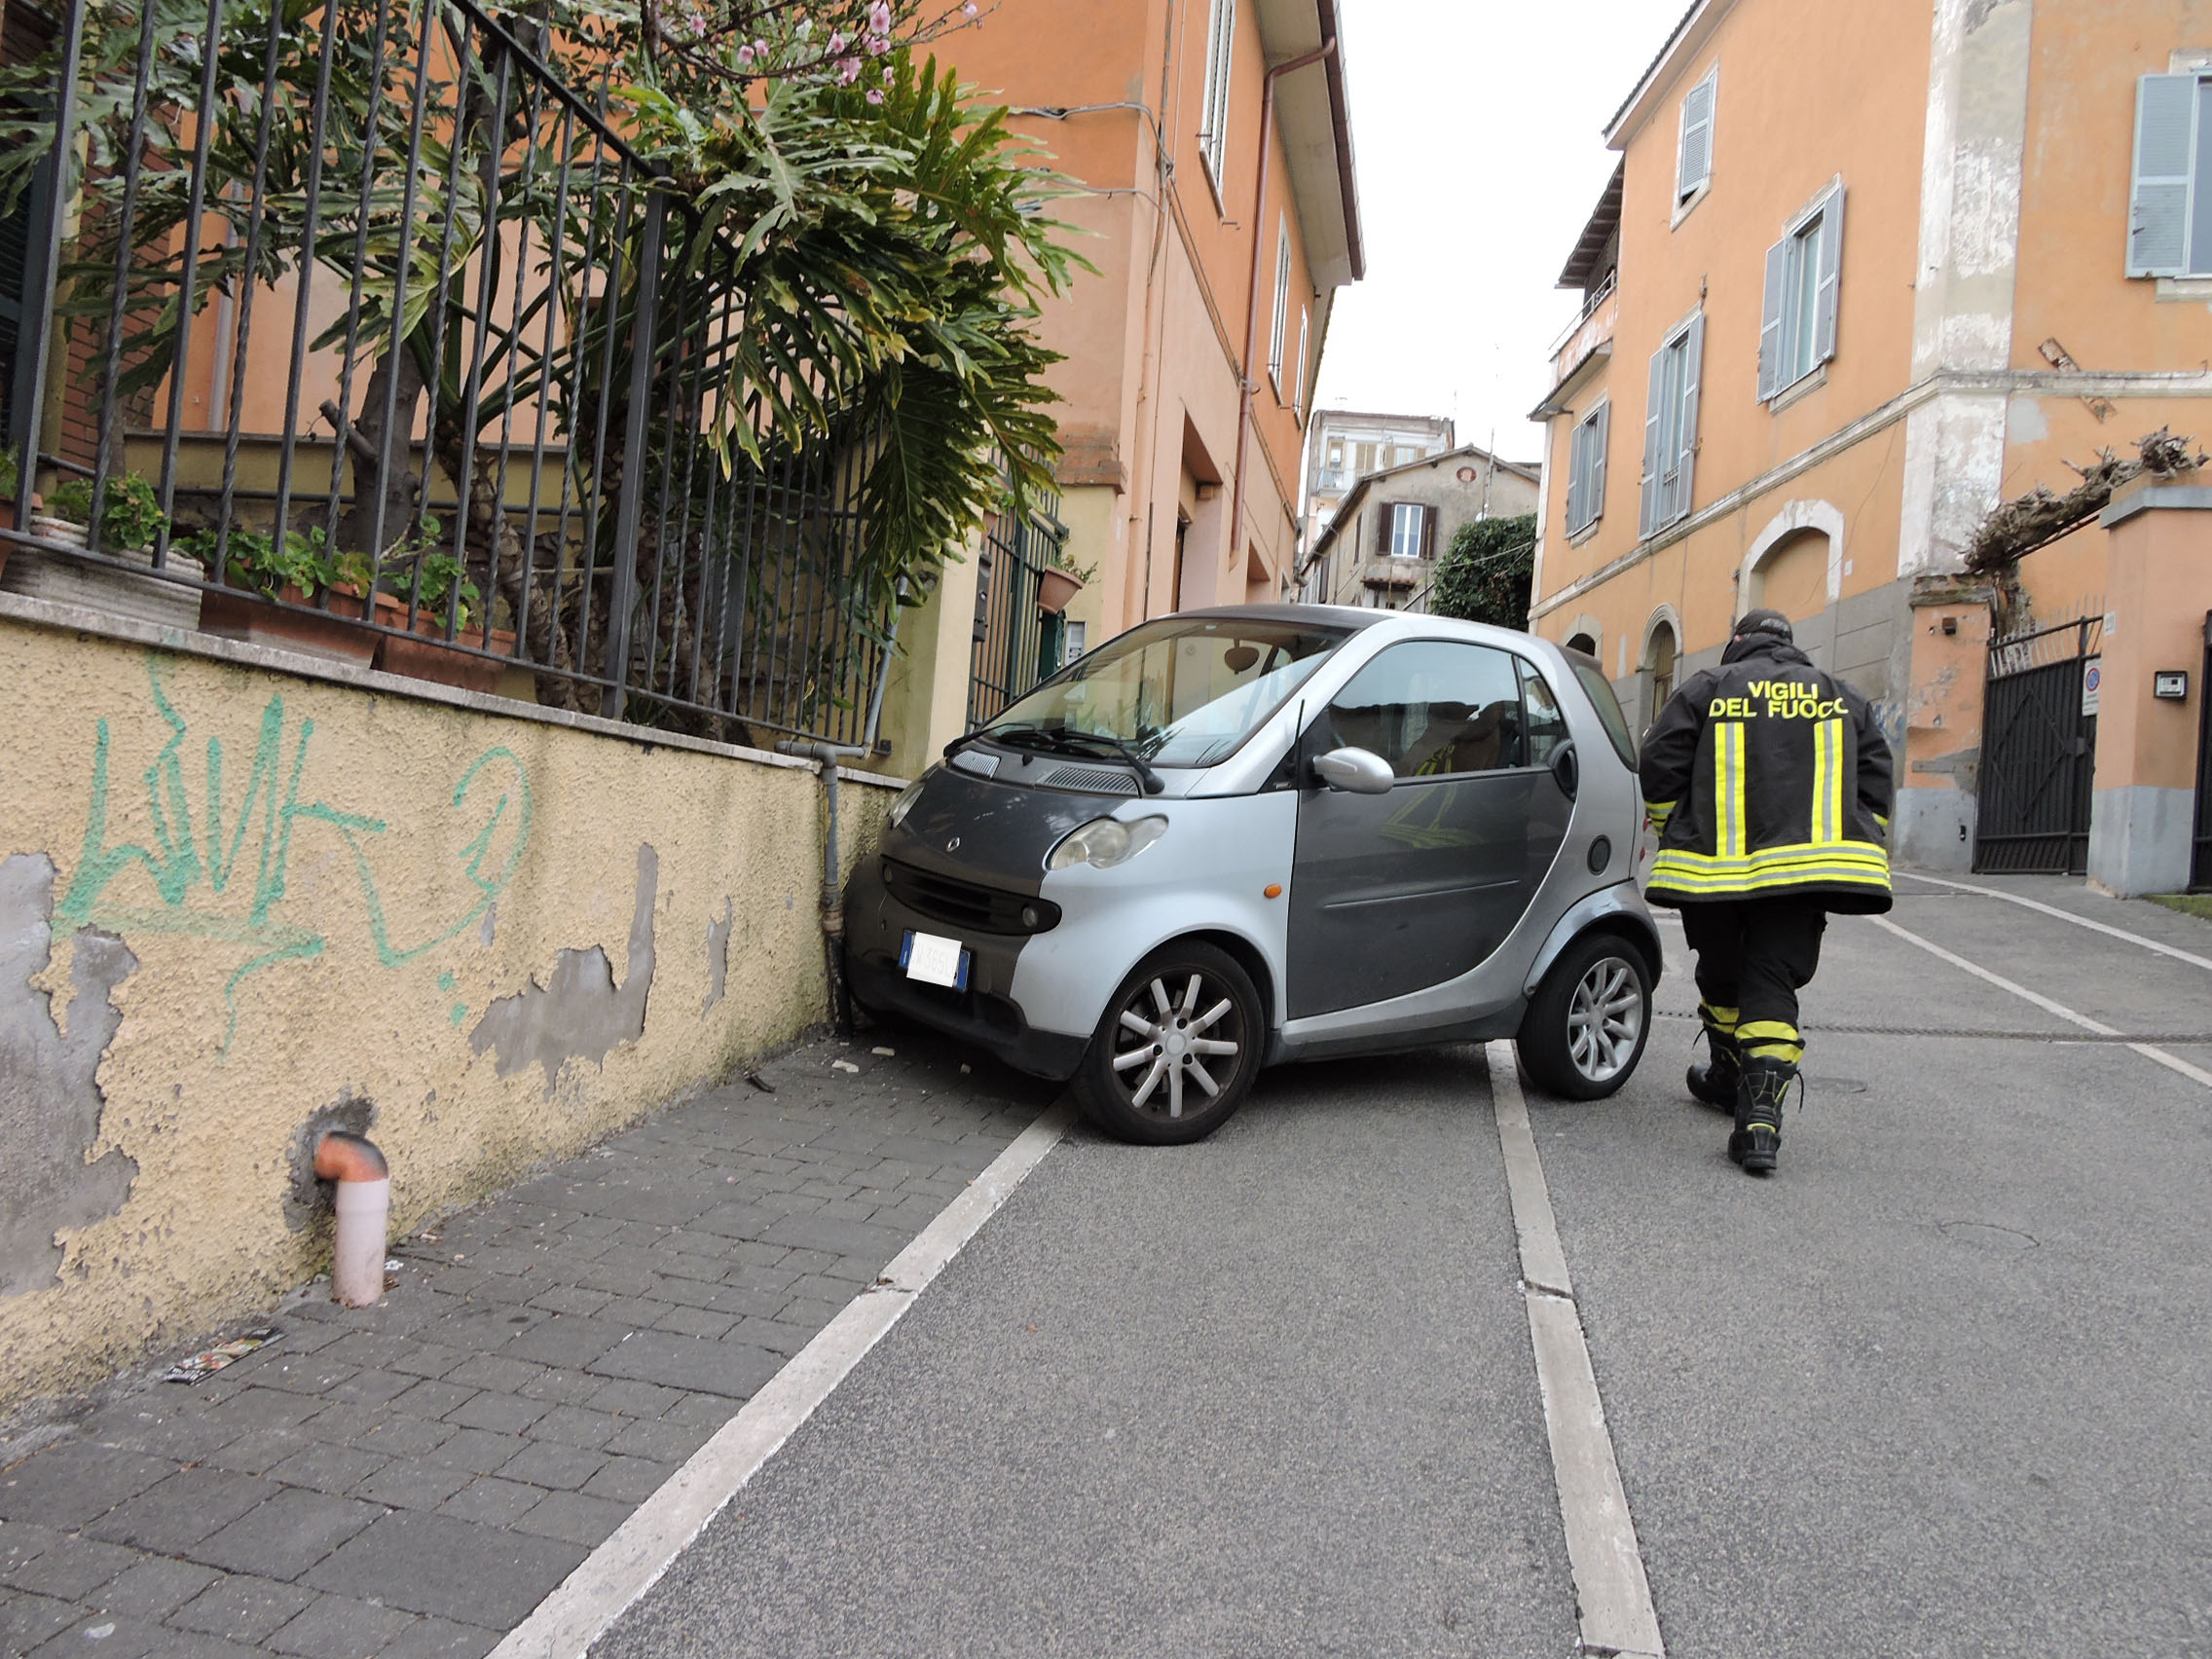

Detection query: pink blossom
xmin=867 ymin=1 xmax=893 ymax=33
xmin=882 ymin=63 xmax=894 ymax=81
xmin=866 ymin=33 xmax=889 ymax=55
xmin=837 ymin=55 xmax=862 ymax=83
xmin=735 ymin=41 xmax=755 ymax=63
xmin=827 ymin=29 xmax=845 ymax=50
xmin=866 ymin=88 xmax=884 ymax=103
xmin=961 ymin=1 xmax=977 ymax=15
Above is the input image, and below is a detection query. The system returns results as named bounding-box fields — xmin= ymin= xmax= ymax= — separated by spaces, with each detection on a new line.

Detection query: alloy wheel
xmin=1566 ymin=955 xmax=1644 ymax=1084
xmin=1109 ymin=971 xmax=1246 ymax=1121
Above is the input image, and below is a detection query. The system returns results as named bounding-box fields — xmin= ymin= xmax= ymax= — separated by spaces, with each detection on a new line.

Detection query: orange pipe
xmin=313 ymin=1130 xmax=388 ymax=1183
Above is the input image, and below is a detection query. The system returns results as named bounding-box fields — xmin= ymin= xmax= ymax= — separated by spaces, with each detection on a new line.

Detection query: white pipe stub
xmin=313 ymin=1131 xmax=391 ymax=1308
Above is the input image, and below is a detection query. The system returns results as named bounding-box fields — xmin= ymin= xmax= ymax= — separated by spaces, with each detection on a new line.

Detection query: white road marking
xmin=1486 ymin=1041 xmax=1666 ymax=1659
xmin=492 ymin=1103 xmax=1075 ymax=1659
xmin=1868 ymin=918 xmax=2212 ymax=1091
xmin=1894 ymin=871 xmax=2212 ymax=973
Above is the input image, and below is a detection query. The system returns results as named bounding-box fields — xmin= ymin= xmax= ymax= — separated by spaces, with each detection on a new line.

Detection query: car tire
xmin=1071 ymin=941 xmax=1266 ymax=1145
xmin=1516 ymin=932 xmax=1652 ymax=1100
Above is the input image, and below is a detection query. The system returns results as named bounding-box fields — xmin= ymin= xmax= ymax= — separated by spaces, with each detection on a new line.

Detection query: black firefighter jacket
xmin=1638 ymin=634 xmax=1896 ymax=913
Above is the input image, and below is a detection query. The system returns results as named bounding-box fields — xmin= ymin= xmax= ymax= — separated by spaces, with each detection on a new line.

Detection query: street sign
xmin=2082 ymin=657 xmax=2101 ymax=716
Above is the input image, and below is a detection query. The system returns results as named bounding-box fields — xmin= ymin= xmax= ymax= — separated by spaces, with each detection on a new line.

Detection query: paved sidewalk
xmin=0 ymin=1031 xmax=1052 ymax=1659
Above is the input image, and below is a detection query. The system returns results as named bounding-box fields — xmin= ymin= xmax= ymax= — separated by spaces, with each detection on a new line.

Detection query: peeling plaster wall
xmin=0 ymin=609 xmax=896 ymax=1411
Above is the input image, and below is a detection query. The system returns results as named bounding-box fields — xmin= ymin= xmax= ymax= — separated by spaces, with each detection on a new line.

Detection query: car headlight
xmin=888 ymin=772 xmax=929 ymax=830
xmin=1047 ymin=815 xmax=1168 ymax=871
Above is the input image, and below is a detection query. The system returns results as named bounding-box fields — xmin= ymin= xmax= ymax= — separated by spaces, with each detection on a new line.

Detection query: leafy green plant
xmin=383 ymin=548 xmax=483 ymax=633
xmin=1430 ymin=514 xmax=1538 ymax=630
xmin=47 ymin=474 xmax=168 ymax=550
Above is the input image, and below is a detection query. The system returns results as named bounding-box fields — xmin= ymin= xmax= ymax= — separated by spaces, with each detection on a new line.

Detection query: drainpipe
xmin=1226 ymin=37 xmax=1339 ymax=588
xmin=780 ymin=741 xmax=861 ymax=1033
xmin=313 ymin=1131 xmax=389 ymax=1309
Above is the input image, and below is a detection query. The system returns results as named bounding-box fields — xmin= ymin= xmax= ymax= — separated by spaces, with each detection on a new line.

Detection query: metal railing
xmin=2 ymin=0 xmax=896 ymax=748
xmin=965 ymin=477 xmax=1065 ymax=728
xmin=1547 ymin=270 xmax=1617 ymax=361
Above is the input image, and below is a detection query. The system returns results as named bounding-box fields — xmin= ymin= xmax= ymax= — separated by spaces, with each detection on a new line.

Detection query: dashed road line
xmin=1869 ymin=918 xmax=2212 ymax=1091
xmin=492 ymin=1102 xmax=1074 ymax=1659
xmin=1894 ymin=871 xmax=2212 ymax=973
xmin=1486 ymin=1040 xmax=1665 ymax=1659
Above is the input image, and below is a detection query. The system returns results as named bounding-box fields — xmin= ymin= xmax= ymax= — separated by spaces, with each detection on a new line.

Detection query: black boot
xmin=1686 ymin=1026 xmax=1740 ymax=1113
xmin=1728 ymin=1056 xmax=1791 ymax=1175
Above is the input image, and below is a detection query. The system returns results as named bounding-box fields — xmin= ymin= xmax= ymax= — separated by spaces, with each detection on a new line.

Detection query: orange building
xmin=1529 ymin=0 xmax=2212 ymax=873
xmin=951 ymin=0 xmax=1362 ymax=629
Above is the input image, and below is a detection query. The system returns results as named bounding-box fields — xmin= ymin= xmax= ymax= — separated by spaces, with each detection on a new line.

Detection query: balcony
xmin=1548 ymin=274 xmax=1616 ymax=394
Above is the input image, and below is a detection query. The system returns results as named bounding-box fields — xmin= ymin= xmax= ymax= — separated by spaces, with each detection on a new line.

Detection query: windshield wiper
xmin=986 ymin=724 xmax=1164 ymax=794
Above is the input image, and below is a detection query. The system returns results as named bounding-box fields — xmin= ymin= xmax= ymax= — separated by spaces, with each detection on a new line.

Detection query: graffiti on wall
xmin=56 ymin=656 xmax=534 ymax=1050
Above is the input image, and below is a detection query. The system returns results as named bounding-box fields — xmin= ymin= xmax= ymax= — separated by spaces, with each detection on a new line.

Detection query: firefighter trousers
xmin=1677 ymin=899 xmax=1828 ymax=1069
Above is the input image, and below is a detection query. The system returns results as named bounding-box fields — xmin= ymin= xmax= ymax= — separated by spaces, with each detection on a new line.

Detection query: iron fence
xmin=964 ymin=478 xmax=1065 ymax=728
xmin=1974 ymin=609 xmax=2101 ymax=875
xmin=2 ymin=0 xmax=897 ymax=749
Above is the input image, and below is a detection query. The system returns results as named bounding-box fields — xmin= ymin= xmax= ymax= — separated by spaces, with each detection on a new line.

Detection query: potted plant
xmin=370 ymin=543 xmax=517 ymax=694
xmin=3 ymin=474 xmax=204 ymax=631
xmin=195 ymin=525 xmax=383 ymax=666
xmin=1035 ymin=550 xmax=1095 ymax=616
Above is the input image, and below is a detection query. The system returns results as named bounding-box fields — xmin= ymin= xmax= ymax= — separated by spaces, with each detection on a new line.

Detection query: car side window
xmin=1519 ymin=661 xmax=1571 ymax=767
xmin=1320 ymin=641 xmax=1529 ymax=779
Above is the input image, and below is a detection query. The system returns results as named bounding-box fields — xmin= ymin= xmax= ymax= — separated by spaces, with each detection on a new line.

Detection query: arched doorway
xmin=1751 ymin=529 xmax=1830 ymax=621
xmin=1641 ymin=615 xmax=1678 ymax=730
xmin=1565 ymin=631 xmax=1598 ymax=656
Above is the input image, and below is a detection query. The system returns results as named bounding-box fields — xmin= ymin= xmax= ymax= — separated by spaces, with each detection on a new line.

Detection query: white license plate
xmin=901 ymin=930 xmax=971 ymax=990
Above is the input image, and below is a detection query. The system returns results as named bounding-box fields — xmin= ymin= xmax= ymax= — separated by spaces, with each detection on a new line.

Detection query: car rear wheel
xmin=1071 ymin=942 xmax=1264 ymax=1145
xmin=1517 ymin=933 xmax=1651 ymax=1100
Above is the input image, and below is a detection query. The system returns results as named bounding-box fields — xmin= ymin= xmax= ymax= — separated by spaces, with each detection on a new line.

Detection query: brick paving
xmin=0 ymin=1032 xmax=1053 ymax=1658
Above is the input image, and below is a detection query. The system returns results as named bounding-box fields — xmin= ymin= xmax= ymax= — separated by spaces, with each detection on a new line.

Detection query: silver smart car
xmin=844 ymin=605 xmax=1661 ymax=1144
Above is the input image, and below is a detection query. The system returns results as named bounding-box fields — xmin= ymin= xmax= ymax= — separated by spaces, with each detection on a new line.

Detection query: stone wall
xmin=0 ymin=595 xmax=899 ymax=1412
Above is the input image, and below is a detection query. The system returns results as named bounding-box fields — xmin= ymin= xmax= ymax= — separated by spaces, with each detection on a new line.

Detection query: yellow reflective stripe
xmin=1812 ymin=717 xmax=1843 ymax=844
xmin=1652 ymin=866 xmax=1893 ymax=895
xmin=1650 ymin=837 xmax=1890 ymax=870
xmin=1647 ymin=799 xmax=1677 ymax=822
xmin=1715 ymin=721 xmax=1747 ymax=859
xmin=1737 ymin=1020 xmax=1800 ymax=1043
xmin=1698 ymin=1002 xmax=1741 ymax=1034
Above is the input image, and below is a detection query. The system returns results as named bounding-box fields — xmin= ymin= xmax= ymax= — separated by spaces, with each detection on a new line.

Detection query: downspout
xmin=1226 ymin=37 xmax=1338 ymax=584
xmin=313 ymin=1131 xmax=389 ymax=1309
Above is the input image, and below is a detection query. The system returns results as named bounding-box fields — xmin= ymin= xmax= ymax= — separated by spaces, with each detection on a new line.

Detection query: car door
xmin=1286 ymin=640 xmax=1572 ymax=1018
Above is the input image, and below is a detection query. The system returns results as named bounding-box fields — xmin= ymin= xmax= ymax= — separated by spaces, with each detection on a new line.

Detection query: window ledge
xmin=1766 ymin=361 xmax=1828 ymax=414
xmin=2156 ymin=276 xmax=2212 ymax=302
xmin=1567 ymin=519 xmax=1603 ymax=549
xmin=1671 ymin=180 xmax=1710 ymax=229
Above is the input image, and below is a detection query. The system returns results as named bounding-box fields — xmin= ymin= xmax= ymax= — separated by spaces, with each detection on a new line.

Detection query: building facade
xmin=1303 ymin=444 xmax=1539 ymax=609
xmin=1527 ymin=0 xmax=2212 ymax=868
xmin=1299 ymin=408 xmax=1456 ymax=551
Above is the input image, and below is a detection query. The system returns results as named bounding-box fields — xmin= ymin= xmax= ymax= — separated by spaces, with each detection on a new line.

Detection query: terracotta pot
xmin=200 ymin=582 xmax=378 ymax=666
xmin=1036 ymin=567 xmax=1084 ymax=615
xmin=369 ymin=593 xmax=517 ymax=693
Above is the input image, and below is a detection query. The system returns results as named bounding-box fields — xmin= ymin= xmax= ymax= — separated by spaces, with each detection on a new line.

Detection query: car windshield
xmin=983 ymin=616 xmax=1350 ymax=769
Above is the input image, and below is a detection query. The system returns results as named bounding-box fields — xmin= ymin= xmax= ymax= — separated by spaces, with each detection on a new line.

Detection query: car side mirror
xmin=1550 ymin=741 xmax=1579 ymax=800
xmin=1312 ymin=746 xmax=1395 ymax=794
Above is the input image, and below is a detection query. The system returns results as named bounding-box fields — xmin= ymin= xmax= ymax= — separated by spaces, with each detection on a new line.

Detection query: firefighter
xmin=1638 ymin=609 xmax=1895 ymax=1175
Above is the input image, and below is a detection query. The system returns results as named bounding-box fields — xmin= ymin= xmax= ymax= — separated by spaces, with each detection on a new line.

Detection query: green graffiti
xmin=58 ymin=656 xmax=534 ymax=1051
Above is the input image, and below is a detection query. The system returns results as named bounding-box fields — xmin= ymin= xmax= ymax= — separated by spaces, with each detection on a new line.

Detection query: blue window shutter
xmin=1677 ymin=74 xmax=1715 ymax=201
xmin=1757 ymin=236 xmax=1788 ymax=400
xmin=1673 ymin=315 xmax=1704 ymax=527
xmin=2129 ymin=74 xmax=2196 ymax=277
xmin=1814 ymin=187 xmax=1845 ymax=364
xmin=1640 ymin=347 xmax=1667 ymax=536
xmin=1589 ymin=402 xmax=1608 ymax=527
xmin=1565 ymin=424 xmax=1586 ymax=533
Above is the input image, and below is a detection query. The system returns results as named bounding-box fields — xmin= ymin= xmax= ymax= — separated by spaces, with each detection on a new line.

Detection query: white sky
xmin=1309 ymin=0 xmax=1686 ymax=467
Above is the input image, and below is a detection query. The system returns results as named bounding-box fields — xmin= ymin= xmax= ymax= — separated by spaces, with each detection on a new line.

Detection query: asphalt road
xmin=595 ymin=875 xmax=2212 ymax=1658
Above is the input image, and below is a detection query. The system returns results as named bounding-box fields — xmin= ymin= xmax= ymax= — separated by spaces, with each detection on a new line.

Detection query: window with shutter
xmin=1640 ymin=317 xmax=1702 ymax=537
xmin=2128 ymin=73 xmax=2206 ymax=276
xmin=1757 ymin=185 xmax=1845 ymax=402
xmin=1566 ymin=402 xmax=1608 ymax=536
xmin=1199 ymin=0 xmax=1237 ymax=191
xmin=1293 ymin=308 xmax=1309 ymax=420
xmin=1388 ymin=503 xmax=1427 ymax=560
xmin=1677 ymin=68 xmax=1716 ymax=207
xmin=1269 ymin=217 xmax=1291 ymax=392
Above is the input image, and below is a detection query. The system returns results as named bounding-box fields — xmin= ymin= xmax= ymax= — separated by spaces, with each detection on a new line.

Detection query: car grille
xmin=883 ymin=860 xmax=1061 ymax=936
xmin=1036 ymin=761 xmax=1139 ymax=795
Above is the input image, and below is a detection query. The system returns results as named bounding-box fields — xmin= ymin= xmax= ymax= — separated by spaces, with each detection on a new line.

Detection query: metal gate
xmin=965 ymin=480 xmax=1067 ymax=728
xmin=1974 ymin=613 xmax=2101 ymax=874
xmin=2192 ymin=611 xmax=2212 ymax=892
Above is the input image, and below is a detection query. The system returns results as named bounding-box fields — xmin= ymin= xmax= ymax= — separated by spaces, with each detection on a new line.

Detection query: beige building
xmin=1528 ymin=0 xmax=2212 ymax=872
xmin=1298 ymin=409 xmax=1456 ymax=553
xmin=1303 ymin=443 xmax=1539 ymax=610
